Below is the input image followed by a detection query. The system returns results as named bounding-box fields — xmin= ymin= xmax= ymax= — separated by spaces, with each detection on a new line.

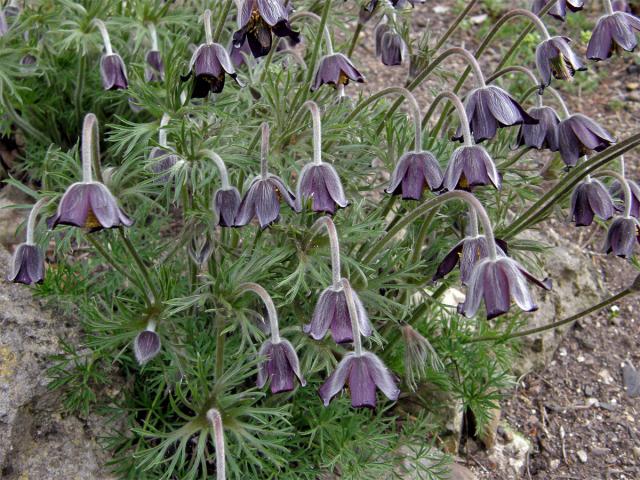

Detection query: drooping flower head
xmin=144 ymin=23 xmax=164 ymax=82
xmin=203 ymin=150 xmax=241 ymax=227
xmin=531 ymin=0 xmax=584 ymax=21
xmin=558 ymin=113 xmax=615 ymax=167
xmin=239 ymin=282 xmax=305 ymax=394
xmin=48 ymin=114 xmax=133 ymax=232
xmin=604 ymin=216 xmax=640 ymax=257
xmin=312 ymin=53 xmax=365 ymax=92
xmin=235 ymin=123 xmax=297 ymax=228
xmin=516 ymin=105 xmax=561 ymax=151
xmin=318 ymin=279 xmax=399 ymax=408
xmin=610 ymin=159 xmax=640 ymax=217
xmin=232 ymin=0 xmax=300 ymax=58
xmin=93 ymin=19 xmax=128 ymax=90
xmin=296 ymin=101 xmax=348 ymax=214
xmin=184 ymin=10 xmax=241 ymax=98
xmin=587 ymin=10 xmax=640 ymax=60
xmin=9 ymin=197 xmax=48 ymax=285
xmin=133 ymin=325 xmax=162 ymax=365
xmin=569 ymin=178 xmax=615 ymax=226
xmin=375 ymin=23 xmax=407 ymax=66
xmin=536 ymin=36 xmax=585 ymax=85
xmin=304 ymin=217 xmax=372 ymax=344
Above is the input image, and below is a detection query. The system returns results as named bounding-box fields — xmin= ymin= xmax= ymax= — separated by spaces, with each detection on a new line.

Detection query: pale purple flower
xmin=257 ymin=339 xmax=306 ymax=393
xmin=134 ymin=330 xmax=161 ymax=365
xmin=9 ymin=243 xmax=45 ymax=285
xmin=145 ymin=50 xmax=164 ymax=82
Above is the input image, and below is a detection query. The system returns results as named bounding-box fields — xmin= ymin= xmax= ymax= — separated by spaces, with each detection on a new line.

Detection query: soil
xmin=350 ymin=1 xmax=640 ymax=479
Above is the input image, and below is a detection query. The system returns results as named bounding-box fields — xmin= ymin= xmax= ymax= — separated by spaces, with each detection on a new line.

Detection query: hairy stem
xmin=303 ymin=100 xmax=324 ymax=165
xmin=148 ymin=22 xmax=159 ymax=50
xmin=202 ymin=150 xmax=231 ymax=189
xmin=422 ymin=91 xmax=472 ymax=145
xmin=206 ymin=409 xmax=226 ymax=480
xmin=341 ymin=278 xmax=363 ymax=356
xmin=312 ymin=216 xmax=342 ymax=288
xmin=596 ymin=169 xmax=633 ymax=218
xmin=92 ymin=19 xmax=113 ymax=55
xmin=544 ymin=86 xmax=571 ymax=118
xmin=204 ymin=9 xmax=213 ymax=45
xmin=239 ymin=283 xmax=280 ymax=343
xmin=304 ymin=0 xmax=332 ymax=84
xmin=81 ymin=113 xmax=100 ymax=183
xmin=26 ymin=197 xmax=48 ymax=245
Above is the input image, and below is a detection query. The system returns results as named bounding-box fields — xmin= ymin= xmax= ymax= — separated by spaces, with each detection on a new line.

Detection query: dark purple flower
xmin=100 ymin=53 xmax=128 ymax=90
xmin=134 ymin=330 xmax=161 ymax=365
xmin=149 ymin=146 xmax=181 ymax=181
xmin=232 ymin=0 xmax=300 ymax=59
xmin=610 ymin=178 xmax=640 ymax=217
xmin=587 ymin=11 xmax=640 ymax=60
xmin=234 ymin=175 xmax=296 ymax=228
xmin=432 ymin=235 xmax=508 ymax=285
xmin=454 ymin=86 xmax=537 ymax=143
xmin=569 ymin=178 xmax=615 ymax=226
xmin=375 ymin=24 xmax=406 ymax=66
xmin=604 ymin=216 xmax=639 ymax=257
xmin=296 ymin=162 xmax=348 ymax=214
xmin=214 ymin=187 xmax=241 ymax=227
xmin=145 ymin=49 xmax=164 ymax=82
xmin=47 ymin=182 xmax=133 ymax=232
xmin=613 ymin=0 xmax=632 ymax=13
xmin=386 ymin=151 xmax=443 ymax=200
xmin=20 ymin=54 xmax=36 ymax=66
xmin=184 ymin=43 xmax=240 ymax=98
xmin=458 ymin=256 xmax=552 ymax=320
xmin=558 ymin=114 xmax=615 ymax=167
xmin=311 ymin=53 xmax=365 ymax=91
xmin=318 ymin=351 xmax=400 ymax=408
xmin=257 ymin=339 xmax=305 ymax=393
xmin=532 ymin=0 xmax=584 ymax=21
xmin=536 ymin=36 xmax=585 ymax=85
xmin=9 ymin=243 xmax=45 ymax=285
xmin=442 ymin=145 xmax=501 ymax=191
xmin=516 ymin=106 xmax=560 ymax=151
xmin=304 ymin=285 xmax=372 ymax=344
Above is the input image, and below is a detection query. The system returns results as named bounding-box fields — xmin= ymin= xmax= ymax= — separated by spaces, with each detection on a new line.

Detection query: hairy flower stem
xmin=303 ymin=101 xmax=324 ymax=165
xmin=312 ymin=216 xmax=342 ymax=288
xmin=203 ymin=9 xmax=214 ymax=44
xmin=486 ymin=65 xmax=543 ymax=106
xmin=502 ymin=132 xmax=640 ymax=238
xmin=206 ymin=409 xmax=226 ymax=480
xmin=347 ymin=22 xmax=363 ymax=57
xmin=148 ymin=23 xmax=159 ymax=50
xmin=432 ymin=0 xmax=479 ymax=53
xmin=26 ymin=197 xmax=48 ymax=245
xmin=603 ymin=0 xmax=615 ymax=14
xmin=341 ymin=278 xmax=363 ymax=356
xmin=239 ymin=282 xmax=281 ymax=343
xmin=422 ymin=91 xmax=472 ymax=146
xmin=203 ymin=150 xmax=231 ymax=189
xmin=304 ymin=0 xmax=332 ymax=84
xmin=363 ymin=190 xmax=498 ymax=263
xmin=212 ymin=0 xmax=233 ymax=43
xmin=375 ymin=47 xmax=485 ymax=137
xmin=158 ymin=113 xmax=170 ymax=147
xmin=92 ymin=19 xmax=113 ymax=55
xmin=544 ymin=86 xmax=571 ymax=118
xmin=81 ymin=113 xmax=101 ymax=183
xmin=467 ymin=286 xmax=634 ymax=344
xmin=260 ymin=122 xmax=270 ymax=179
xmin=596 ymin=170 xmax=633 ymax=217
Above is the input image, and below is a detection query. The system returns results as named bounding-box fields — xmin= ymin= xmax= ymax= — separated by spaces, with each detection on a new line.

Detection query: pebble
xmin=577 ymin=450 xmax=588 ymax=463
xmin=598 ymin=369 xmax=614 ymax=385
xmin=633 ymin=446 xmax=640 ymax=460
xmin=626 ymin=82 xmax=639 ymax=91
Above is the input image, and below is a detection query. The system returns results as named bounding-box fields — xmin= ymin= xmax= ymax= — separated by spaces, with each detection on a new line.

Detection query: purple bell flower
xmin=604 ymin=216 xmax=640 ymax=257
xmin=47 ymin=182 xmax=133 ymax=232
xmin=229 ymin=39 xmax=252 ymax=68
xmin=304 ymin=285 xmax=372 ymax=344
xmin=569 ymin=178 xmax=615 ymax=226
xmin=611 ymin=178 xmax=640 ymax=218
xmin=9 ymin=243 xmax=45 ymax=285
xmin=133 ymin=329 xmax=161 ymax=365
xmin=145 ymin=50 xmax=164 ymax=82
xmin=234 ymin=175 xmax=296 ymax=228
xmin=185 ymin=43 xmax=241 ymax=98
xmin=311 ymin=53 xmax=365 ymax=91
xmin=587 ymin=11 xmax=640 ymax=60
xmin=536 ymin=36 xmax=585 ymax=86
xmin=558 ymin=114 xmax=615 ymax=167
xmin=386 ymin=151 xmax=443 ymax=200
xmin=375 ymin=24 xmax=407 ymax=67
xmin=232 ymin=0 xmax=300 ymax=58
xmin=532 ymin=0 xmax=584 ymax=21
xmin=100 ymin=53 xmax=128 ymax=90
xmin=458 ymin=256 xmax=552 ymax=320
xmin=149 ymin=146 xmax=181 ymax=181
xmin=442 ymin=145 xmax=501 ymax=191
xmin=454 ymin=85 xmax=537 ymax=143
xmin=296 ymin=162 xmax=348 ymax=214
xmin=433 ymin=235 xmax=508 ymax=285
xmin=516 ymin=106 xmax=560 ymax=151
xmin=318 ymin=351 xmax=400 ymax=408
xmin=257 ymin=339 xmax=306 ymax=393
xmin=214 ymin=187 xmax=241 ymax=227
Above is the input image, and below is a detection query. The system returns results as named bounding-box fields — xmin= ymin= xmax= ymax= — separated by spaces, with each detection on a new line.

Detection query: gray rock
xmin=513 ymin=229 xmax=604 ymax=375
xmin=0 ymin=246 xmax=114 ymax=479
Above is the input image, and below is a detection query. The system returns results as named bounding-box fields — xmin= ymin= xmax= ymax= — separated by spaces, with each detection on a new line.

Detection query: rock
xmin=622 ymin=361 xmax=640 ymax=397
xmin=0 ymin=186 xmax=30 ymax=250
xmin=577 ymin=449 xmax=588 ymax=463
xmin=479 ymin=406 xmax=501 ymax=449
xmin=470 ymin=14 xmax=488 ymax=24
xmin=626 ymin=82 xmax=639 ymax=91
xmin=444 ymin=463 xmax=477 ymax=479
xmin=0 ymin=246 xmax=114 ymax=479
xmin=486 ymin=424 xmax=531 ymax=478
xmin=598 ymin=369 xmax=614 ymax=385
xmin=513 ymin=229 xmax=604 ymax=375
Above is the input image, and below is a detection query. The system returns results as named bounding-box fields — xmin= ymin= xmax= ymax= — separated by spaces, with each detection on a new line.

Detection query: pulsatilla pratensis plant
xmin=5 ymin=0 xmax=640 ymax=478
